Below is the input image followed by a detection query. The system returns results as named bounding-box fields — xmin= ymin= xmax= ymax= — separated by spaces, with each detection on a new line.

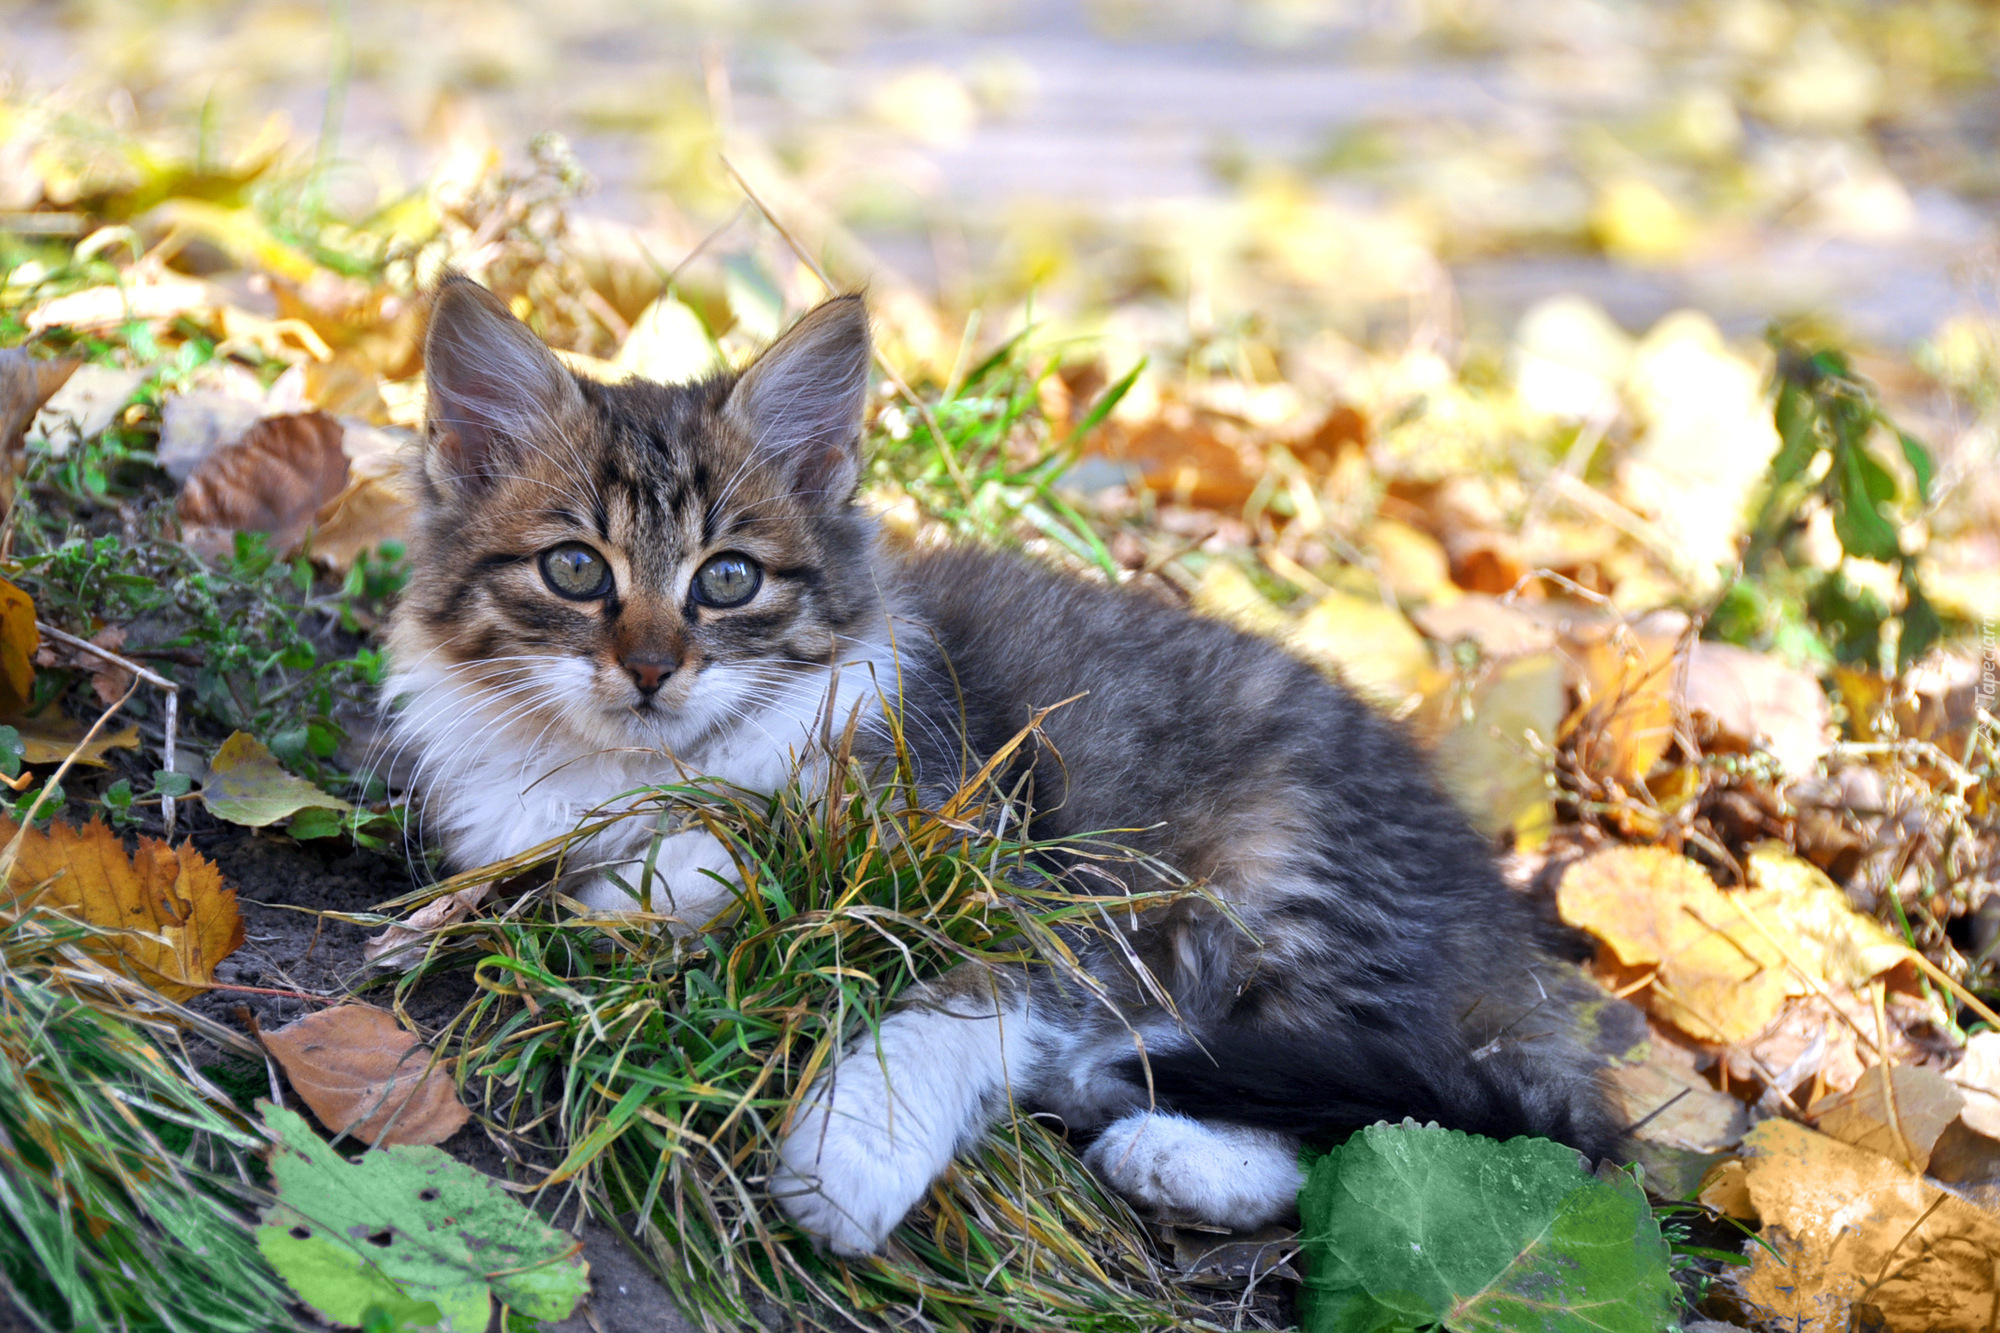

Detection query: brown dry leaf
xmin=176 ymin=411 xmax=349 ymax=558
xmin=4 ymin=817 xmax=243 ymax=1001
xmin=0 ymin=348 xmax=80 ymax=514
xmin=33 ymin=624 xmax=132 ymax=708
xmin=1730 ymin=1119 xmax=2000 ymax=1333
xmin=1608 ymin=1055 xmax=1748 ymax=1153
xmin=262 ymin=1004 xmax=470 ymax=1146
xmin=1410 ymin=594 xmax=1557 ymax=660
xmin=1807 ymin=1063 xmax=1964 ymax=1173
xmin=1560 ymin=615 xmax=1684 ymax=784
xmin=4 ymin=707 xmax=141 ymax=767
xmin=1697 ymin=1158 xmax=1755 ymax=1220
xmin=307 ymin=437 xmax=415 ymax=571
xmin=1946 ymin=1031 xmax=2000 ymax=1140
xmin=0 ymin=577 xmax=38 ymax=716
xmin=1093 ymin=417 xmax=1261 ymax=510
xmin=1683 ymin=641 xmax=1832 ymax=777
xmin=362 ymin=881 xmax=493 ymax=966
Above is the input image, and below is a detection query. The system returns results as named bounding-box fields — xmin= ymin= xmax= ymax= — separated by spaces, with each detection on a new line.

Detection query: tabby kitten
xmin=387 ymin=277 xmax=1621 ymax=1257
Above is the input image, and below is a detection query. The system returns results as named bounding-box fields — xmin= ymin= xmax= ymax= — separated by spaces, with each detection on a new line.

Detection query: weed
xmin=408 ymin=718 xmax=1227 ymax=1333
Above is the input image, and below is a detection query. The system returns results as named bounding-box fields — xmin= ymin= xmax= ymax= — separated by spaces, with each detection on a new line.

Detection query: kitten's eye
xmin=692 ymin=553 xmax=762 ymax=608
xmin=539 ymin=543 xmax=612 ymax=600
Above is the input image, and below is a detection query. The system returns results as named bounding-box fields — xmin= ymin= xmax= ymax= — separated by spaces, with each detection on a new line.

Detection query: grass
xmin=0 ymin=899 xmax=302 ymax=1333
xmin=385 ymin=716 xmax=1247 ymax=1333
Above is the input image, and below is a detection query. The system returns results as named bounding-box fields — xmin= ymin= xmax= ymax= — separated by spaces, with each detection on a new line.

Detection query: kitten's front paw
xmin=1084 ymin=1112 xmax=1303 ymax=1231
xmin=771 ymin=1064 xmax=955 ymax=1256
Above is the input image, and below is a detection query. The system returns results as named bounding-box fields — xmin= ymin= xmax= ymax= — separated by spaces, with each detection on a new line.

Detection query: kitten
xmin=386 ymin=277 xmax=1622 ymax=1257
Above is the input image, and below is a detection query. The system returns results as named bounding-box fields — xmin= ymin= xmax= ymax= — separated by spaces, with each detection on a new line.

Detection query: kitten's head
xmin=389 ymin=276 xmax=882 ymax=755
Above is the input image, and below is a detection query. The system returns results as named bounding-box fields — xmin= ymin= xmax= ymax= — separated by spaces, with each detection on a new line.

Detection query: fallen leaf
xmin=1191 ymin=562 xmax=1288 ymax=638
xmin=1559 ymin=846 xmax=1789 ymax=1044
xmin=1561 ymin=614 xmax=1685 ymax=784
xmin=33 ymin=624 xmax=132 ymax=707
xmin=363 ymin=882 xmax=492 ymax=966
xmin=203 ymin=731 xmax=351 ymax=828
xmin=0 ymin=348 xmax=80 ymax=515
xmin=1697 ymin=1158 xmax=1755 ymax=1221
xmin=155 ymin=361 xmax=311 ymax=481
xmin=262 ymin=1005 xmax=469 ymax=1147
xmin=1608 ymin=1056 xmax=1747 ymax=1154
xmin=1426 ymin=651 xmax=1564 ymax=843
xmin=3 ymin=816 xmax=243 ymax=1000
xmin=1807 ymin=1063 xmax=1964 ymax=1173
xmin=176 ymin=412 xmax=350 ymax=557
xmin=1290 ymin=589 xmax=1430 ymax=705
xmin=4 ymin=706 xmax=141 ymax=766
xmin=0 ymin=578 xmax=37 ymax=715
xmin=1946 ymin=1031 xmax=2000 ymax=1140
xmin=1730 ymin=1119 xmax=2000 ymax=1333
xmin=26 ymin=271 xmax=214 ymax=333
xmin=25 ymin=364 xmax=151 ymax=455
xmin=1740 ymin=846 xmax=1913 ymax=988
xmin=306 ymin=448 xmax=414 ymax=572
xmin=1411 ymin=593 xmax=1557 ymax=660
xmin=1094 ymin=417 xmax=1262 ymax=511
xmin=256 ymin=1103 xmax=585 ymax=1332
xmin=1299 ymin=1122 xmax=1676 ymax=1333
xmin=1683 ymin=641 xmax=1832 ymax=777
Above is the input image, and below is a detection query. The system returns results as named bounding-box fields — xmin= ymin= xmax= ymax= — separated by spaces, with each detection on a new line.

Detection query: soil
xmin=180 ymin=827 xmax=700 ymax=1333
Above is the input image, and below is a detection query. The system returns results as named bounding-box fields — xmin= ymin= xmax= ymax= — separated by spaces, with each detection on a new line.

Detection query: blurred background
xmin=8 ymin=0 xmax=1998 ymax=356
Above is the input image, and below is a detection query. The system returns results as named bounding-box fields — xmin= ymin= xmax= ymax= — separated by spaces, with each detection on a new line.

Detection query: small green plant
xmin=1718 ymin=336 xmax=1943 ymax=673
xmin=872 ymin=335 xmax=1141 ymax=576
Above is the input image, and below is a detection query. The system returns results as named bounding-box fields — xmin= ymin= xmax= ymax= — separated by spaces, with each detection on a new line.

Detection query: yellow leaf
xmin=1739 ymin=846 xmax=1914 ymax=988
xmin=1561 ymin=618 xmax=1682 ymax=785
xmin=1557 ymin=846 xmax=1789 ymax=1044
xmin=1731 ymin=1119 xmax=2000 ymax=1333
xmin=1427 ymin=651 xmax=1564 ymax=843
xmin=4 ymin=708 xmax=141 ymax=767
xmin=1291 ymin=589 xmax=1430 ymax=705
xmin=1191 ymin=563 xmax=1287 ymax=638
xmin=0 ymin=577 xmax=36 ymax=715
xmin=204 ymin=731 xmax=351 ymax=828
xmin=5 ymin=817 xmax=244 ymax=1001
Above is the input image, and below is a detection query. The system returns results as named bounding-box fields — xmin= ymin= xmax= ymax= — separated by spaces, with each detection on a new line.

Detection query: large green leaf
xmin=255 ymin=1103 xmax=588 ymax=1332
xmin=1298 ymin=1123 xmax=1676 ymax=1333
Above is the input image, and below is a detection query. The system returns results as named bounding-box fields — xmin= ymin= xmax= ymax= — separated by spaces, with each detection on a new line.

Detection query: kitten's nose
xmin=624 ymin=656 xmax=677 ymax=695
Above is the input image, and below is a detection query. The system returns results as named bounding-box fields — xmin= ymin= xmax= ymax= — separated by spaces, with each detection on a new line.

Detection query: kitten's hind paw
xmin=1084 ymin=1111 xmax=1304 ymax=1231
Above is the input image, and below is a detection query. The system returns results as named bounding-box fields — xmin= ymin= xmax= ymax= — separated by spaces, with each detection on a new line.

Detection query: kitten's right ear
xmin=422 ymin=275 xmax=581 ymax=490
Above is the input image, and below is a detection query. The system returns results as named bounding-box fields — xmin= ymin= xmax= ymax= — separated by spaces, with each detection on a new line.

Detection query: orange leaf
xmin=5 ymin=817 xmax=244 ymax=1001
xmin=262 ymin=1004 xmax=470 ymax=1147
xmin=0 ymin=577 xmax=38 ymax=715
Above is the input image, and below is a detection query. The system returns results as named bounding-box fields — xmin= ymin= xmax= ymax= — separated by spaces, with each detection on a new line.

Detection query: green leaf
xmin=1831 ymin=444 xmax=1902 ymax=562
xmin=255 ymin=1103 xmax=588 ymax=1332
xmin=0 ymin=724 xmax=22 ymax=778
xmin=287 ymin=805 xmax=348 ymax=841
xmin=152 ymin=769 xmax=193 ymax=798
xmin=203 ymin=730 xmax=351 ymax=827
xmin=1769 ymin=382 xmax=1819 ymax=485
xmin=1897 ymin=431 xmax=1935 ymax=504
xmin=1898 ymin=578 xmax=1943 ymax=672
xmin=1298 ymin=1123 xmax=1676 ymax=1333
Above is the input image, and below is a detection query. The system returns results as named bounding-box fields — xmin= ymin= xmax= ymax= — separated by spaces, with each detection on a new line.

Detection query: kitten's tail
xmin=1121 ymin=1021 xmax=1626 ymax=1163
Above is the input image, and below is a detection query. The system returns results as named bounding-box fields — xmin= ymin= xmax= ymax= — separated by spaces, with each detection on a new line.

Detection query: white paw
xmin=771 ymin=1062 xmax=956 ymax=1256
xmin=1083 ymin=1112 xmax=1304 ymax=1230
xmin=568 ymin=829 xmax=739 ymax=925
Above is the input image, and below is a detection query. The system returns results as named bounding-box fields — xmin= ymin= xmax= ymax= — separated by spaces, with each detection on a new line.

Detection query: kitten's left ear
xmin=726 ymin=294 xmax=871 ymax=502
